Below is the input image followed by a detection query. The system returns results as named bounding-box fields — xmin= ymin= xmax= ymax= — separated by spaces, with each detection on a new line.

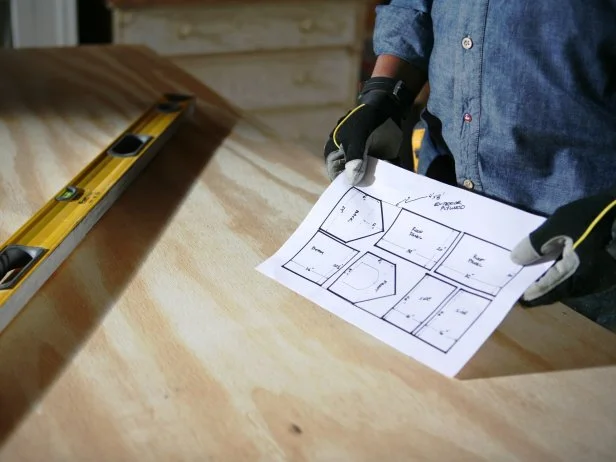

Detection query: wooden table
xmin=0 ymin=45 xmax=614 ymax=461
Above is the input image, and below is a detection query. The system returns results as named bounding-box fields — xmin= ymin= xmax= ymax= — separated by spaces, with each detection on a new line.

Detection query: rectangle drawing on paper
xmin=320 ymin=187 xmax=384 ymax=243
xmin=414 ymin=290 xmax=491 ymax=352
xmin=328 ymin=252 xmax=396 ymax=307
xmin=375 ymin=209 xmax=460 ymax=270
xmin=383 ymin=275 xmax=456 ymax=333
xmin=435 ymin=234 xmax=522 ymax=296
xmin=283 ymin=231 xmax=359 ymax=285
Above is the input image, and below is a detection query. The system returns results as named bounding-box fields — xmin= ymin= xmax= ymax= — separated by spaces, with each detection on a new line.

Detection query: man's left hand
xmin=511 ymin=187 xmax=616 ymax=306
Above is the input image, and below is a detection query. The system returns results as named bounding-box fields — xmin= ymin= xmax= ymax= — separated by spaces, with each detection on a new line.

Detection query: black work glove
xmin=510 ymin=186 xmax=616 ymax=306
xmin=324 ymin=77 xmax=412 ymax=185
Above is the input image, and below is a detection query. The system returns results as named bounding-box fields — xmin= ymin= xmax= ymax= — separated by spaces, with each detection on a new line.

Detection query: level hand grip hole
xmin=0 ymin=245 xmax=46 ymax=290
xmin=164 ymin=93 xmax=193 ymax=102
xmin=107 ymin=133 xmax=152 ymax=157
xmin=157 ymin=102 xmax=180 ymax=113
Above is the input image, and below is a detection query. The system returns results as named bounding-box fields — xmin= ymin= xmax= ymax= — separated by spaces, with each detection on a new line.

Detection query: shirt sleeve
xmin=373 ymin=0 xmax=433 ymax=72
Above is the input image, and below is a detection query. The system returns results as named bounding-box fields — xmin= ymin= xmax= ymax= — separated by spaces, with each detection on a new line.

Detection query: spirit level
xmin=0 ymin=93 xmax=195 ymax=335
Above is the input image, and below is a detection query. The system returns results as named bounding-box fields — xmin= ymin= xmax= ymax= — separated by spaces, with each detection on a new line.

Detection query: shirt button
xmin=462 ymin=36 xmax=473 ymax=49
xmin=463 ymin=179 xmax=474 ymax=189
xmin=463 ymin=113 xmax=472 ymax=122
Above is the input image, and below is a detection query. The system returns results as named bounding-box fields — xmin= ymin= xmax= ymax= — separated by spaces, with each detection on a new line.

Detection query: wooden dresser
xmin=107 ymin=0 xmax=372 ymax=154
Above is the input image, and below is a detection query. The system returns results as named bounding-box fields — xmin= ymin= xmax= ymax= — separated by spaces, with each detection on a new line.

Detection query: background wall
xmin=78 ymin=0 xmax=111 ymax=44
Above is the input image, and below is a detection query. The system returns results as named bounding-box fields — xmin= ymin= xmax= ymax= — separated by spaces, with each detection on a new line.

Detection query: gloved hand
xmin=324 ymin=77 xmax=412 ymax=185
xmin=511 ymin=186 xmax=616 ymax=306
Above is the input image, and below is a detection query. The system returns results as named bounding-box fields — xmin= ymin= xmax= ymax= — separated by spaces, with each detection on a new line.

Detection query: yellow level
xmin=0 ymin=93 xmax=196 ymax=335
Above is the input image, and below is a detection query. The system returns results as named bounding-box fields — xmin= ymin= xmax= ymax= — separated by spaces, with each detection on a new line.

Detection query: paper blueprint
xmin=257 ymin=159 xmax=553 ymax=377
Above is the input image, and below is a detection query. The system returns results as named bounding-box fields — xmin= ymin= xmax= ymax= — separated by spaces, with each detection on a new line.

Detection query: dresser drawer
xmin=171 ymin=49 xmax=359 ymax=111
xmin=250 ymin=105 xmax=348 ymax=152
xmin=112 ymin=1 xmax=365 ymax=56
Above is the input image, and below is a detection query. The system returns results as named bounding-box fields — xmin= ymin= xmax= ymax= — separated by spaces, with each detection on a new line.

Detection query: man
xmin=323 ymin=0 xmax=616 ymax=329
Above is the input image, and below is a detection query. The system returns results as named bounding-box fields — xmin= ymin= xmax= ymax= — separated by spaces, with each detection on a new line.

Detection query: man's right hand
xmin=323 ymin=76 xmax=412 ymax=185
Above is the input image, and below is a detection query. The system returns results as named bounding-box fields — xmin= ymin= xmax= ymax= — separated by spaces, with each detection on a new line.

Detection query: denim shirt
xmin=373 ymin=0 xmax=616 ymax=216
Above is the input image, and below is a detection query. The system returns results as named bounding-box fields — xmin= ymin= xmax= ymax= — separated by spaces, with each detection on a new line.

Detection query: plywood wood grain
xmin=0 ymin=45 xmax=615 ymax=461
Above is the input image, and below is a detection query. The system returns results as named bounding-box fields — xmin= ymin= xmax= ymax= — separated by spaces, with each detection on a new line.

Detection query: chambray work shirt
xmin=374 ymin=0 xmax=616 ymax=216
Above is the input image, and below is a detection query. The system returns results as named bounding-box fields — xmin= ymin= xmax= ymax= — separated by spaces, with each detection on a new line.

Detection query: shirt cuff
xmin=373 ymin=2 xmax=433 ymax=72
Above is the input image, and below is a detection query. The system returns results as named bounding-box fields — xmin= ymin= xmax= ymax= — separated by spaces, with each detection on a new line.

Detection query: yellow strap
xmin=573 ymin=198 xmax=616 ymax=249
xmin=332 ymin=104 xmax=366 ymax=149
xmin=411 ymin=127 xmax=425 ymax=172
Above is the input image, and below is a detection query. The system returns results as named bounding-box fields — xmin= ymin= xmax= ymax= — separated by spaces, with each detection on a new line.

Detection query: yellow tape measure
xmin=0 ymin=93 xmax=195 ymax=335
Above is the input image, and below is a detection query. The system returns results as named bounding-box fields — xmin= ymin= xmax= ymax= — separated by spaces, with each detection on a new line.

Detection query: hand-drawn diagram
xmin=328 ymin=252 xmax=396 ymax=305
xmin=383 ymin=275 xmax=456 ymax=333
xmin=320 ymin=188 xmax=384 ymax=243
xmin=375 ymin=209 xmax=460 ymax=270
xmin=259 ymin=160 xmax=554 ymax=377
xmin=414 ymin=290 xmax=491 ymax=352
xmin=283 ymin=231 xmax=358 ymax=285
xmin=435 ymin=234 xmax=522 ymax=296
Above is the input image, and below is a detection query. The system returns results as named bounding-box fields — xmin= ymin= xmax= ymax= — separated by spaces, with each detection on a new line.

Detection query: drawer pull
xmin=292 ymin=71 xmax=319 ymax=86
xmin=297 ymin=18 xmax=342 ymax=35
xmin=175 ymin=22 xmax=234 ymax=42
xmin=298 ymin=18 xmax=315 ymax=33
xmin=177 ymin=23 xmax=193 ymax=39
